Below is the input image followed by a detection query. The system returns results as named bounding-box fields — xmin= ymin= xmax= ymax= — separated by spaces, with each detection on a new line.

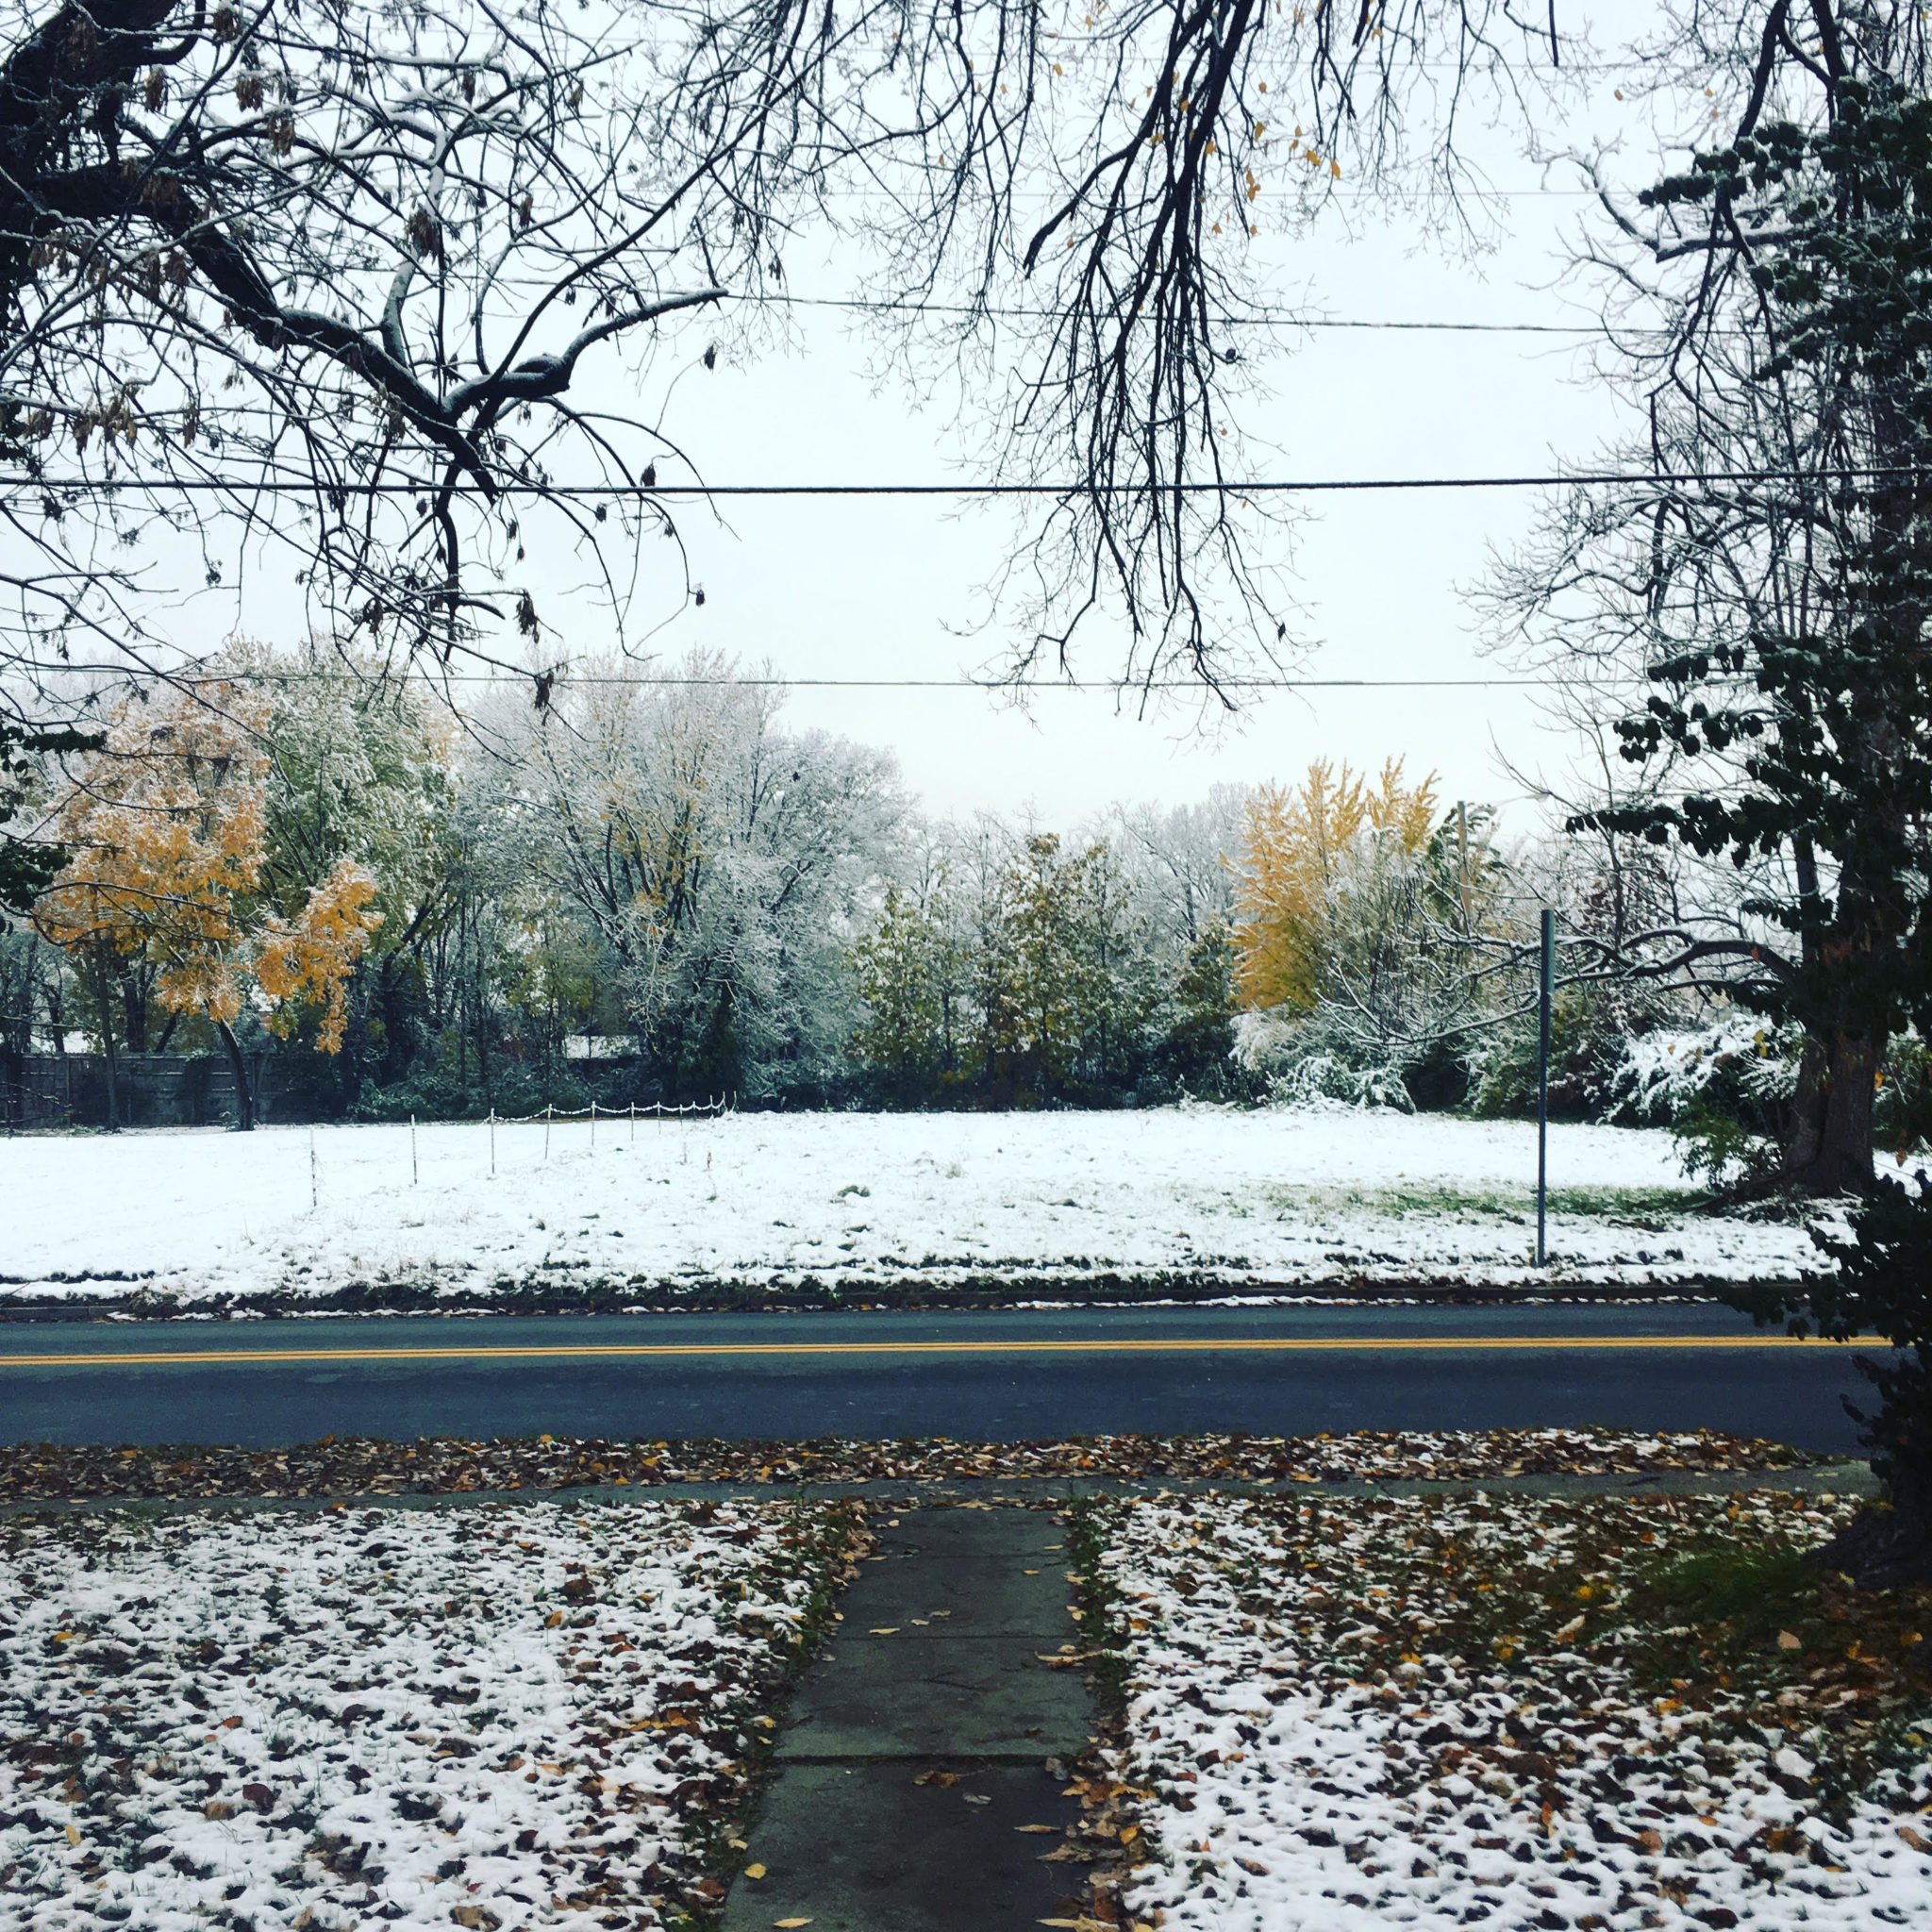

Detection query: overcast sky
xmin=192 ymin=1 xmax=1700 ymax=829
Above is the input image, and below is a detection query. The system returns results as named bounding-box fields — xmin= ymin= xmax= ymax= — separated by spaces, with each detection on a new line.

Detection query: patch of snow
xmin=1098 ymin=1491 xmax=1931 ymax=1932
xmin=0 ymin=1109 xmax=1815 ymax=1304
xmin=0 ymin=1498 xmax=828 ymax=1930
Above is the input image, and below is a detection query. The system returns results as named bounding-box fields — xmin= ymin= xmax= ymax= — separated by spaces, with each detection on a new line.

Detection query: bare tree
xmin=0 ymin=0 xmax=1564 ymax=731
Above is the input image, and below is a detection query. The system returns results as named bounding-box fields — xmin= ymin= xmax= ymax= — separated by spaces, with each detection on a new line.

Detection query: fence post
xmin=489 ymin=1108 xmax=496 ymax=1178
xmin=411 ymin=1113 xmax=418 ymax=1186
xmin=590 ymin=1099 xmax=596 ymax=1152
xmin=543 ymin=1102 xmax=552 ymax=1161
xmin=309 ymin=1125 xmax=318 ymax=1213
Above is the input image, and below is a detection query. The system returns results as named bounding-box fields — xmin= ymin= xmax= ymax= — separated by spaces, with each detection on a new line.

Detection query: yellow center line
xmin=0 ymin=1334 xmax=1890 ymax=1368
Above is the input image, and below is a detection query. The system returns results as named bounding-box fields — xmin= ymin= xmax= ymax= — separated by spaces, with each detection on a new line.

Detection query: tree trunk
xmin=91 ymin=951 xmax=121 ymax=1132
xmin=1783 ymin=1033 xmax=1877 ymax=1194
xmin=1814 ymin=1472 xmax=1932 ymax=1589
xmin=216 ymin=1020 xmax=256 ymax=1131
xmin=120 ymin=971 xmax=148 ymax=1054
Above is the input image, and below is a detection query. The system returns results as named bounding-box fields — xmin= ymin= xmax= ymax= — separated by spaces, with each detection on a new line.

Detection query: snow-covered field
xmin=0 ymin=1498 xmax=851 ymax=1932
xmin=1093 ymin=1491 xmax=1932 ymax=1932
xmin=0 ymin=1108 xmax=1816 ymax=1306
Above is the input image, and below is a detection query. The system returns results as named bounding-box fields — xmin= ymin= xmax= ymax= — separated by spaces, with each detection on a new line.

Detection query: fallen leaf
xmin=744 ymin=1863 xmax=768 ymax=1880
xmin=544 ymin=1610 xmax=563 ymax=1628
xmin=1236 ymin=1857 xmax=1270 ymax=1876
xmin=1777 ymin=1630 xmax=1802 ymax=1651
xmin=64 ymin=1824 xmax=80 ymax=1845
xmin=914 ymin=1769 xmax=962 ymax=1787
xmin=1900 ymin=1824 xmax=1931 ymax=1853
xmin=869 ymin=1627 xmax=901 ymax=1636
xmin=964 ymin=1792 xmax=992 ymax=1806
xmin=450 ymin=1909 xmax=502 ymax=1931
xmin=1119 ymin=1824 xmax=1139 ymax=1844
xmin=774 ymin=1919 xmax=813 ymax=1928
xmin=1016 ymin=1824 xmax=1058 ymax=1834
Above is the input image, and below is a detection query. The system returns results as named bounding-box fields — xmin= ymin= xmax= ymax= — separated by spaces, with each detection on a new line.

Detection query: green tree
xmin=850 ymin=883 xmax=968 ymax=1104
xmin=1 ymin=721 xmax=99 ymax=916
xmin=1155 ymin=916 xmax=1242 ymax=1096
xmin=977 ymin=833 xmax=1149 ymax=1104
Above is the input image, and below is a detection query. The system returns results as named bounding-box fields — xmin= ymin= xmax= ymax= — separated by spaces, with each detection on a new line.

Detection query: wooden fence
xmin=0 ymin=1053 xmax=275 ymax=1132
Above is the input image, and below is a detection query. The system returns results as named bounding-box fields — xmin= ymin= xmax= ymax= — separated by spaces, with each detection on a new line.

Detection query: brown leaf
xmin=450 ymin=1910 xmax=501 ymax=1931
xmin=914 ymin=1769 xmax=962 ymax=1787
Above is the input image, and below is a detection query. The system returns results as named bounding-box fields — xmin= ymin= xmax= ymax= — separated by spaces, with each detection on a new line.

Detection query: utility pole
xmin=1457 ymin=801 xmax=1472 ymax=929
xmin=1537 ymin=907 xmax=1555 ymax=1267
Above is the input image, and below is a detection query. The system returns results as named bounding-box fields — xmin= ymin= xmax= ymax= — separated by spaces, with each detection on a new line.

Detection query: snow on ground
xmin=1091 ymin=1491 xmax=1932 ymax=1932
xmin=0 ymin=1497 xmax=852 ymax=1931
xmin=0 ymin=1108 xmax=1814 ymax=1304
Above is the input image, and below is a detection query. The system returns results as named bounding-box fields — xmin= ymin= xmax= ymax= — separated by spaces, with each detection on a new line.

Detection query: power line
xmin=189 ymin=672 xmax=1589 ymax=691
xmin=738 ymin=291 xmax=1635 ymax=335
xmin=22 ymin=466 xmax=1927 ymax=499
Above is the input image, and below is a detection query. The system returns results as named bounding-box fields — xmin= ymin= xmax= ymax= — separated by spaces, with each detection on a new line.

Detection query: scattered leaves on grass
xmin=1083 ymin=1489 xmax=1932 ymax=1930
xmin=0 ymin=1427 xmax=1813 ymax=1504
xmin=0 ymin=1498 xmax=868 ymax=1930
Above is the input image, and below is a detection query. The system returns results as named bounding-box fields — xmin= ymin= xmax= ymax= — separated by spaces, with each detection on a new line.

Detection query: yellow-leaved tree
xmin=33 ymin=684 xmax=382 ymax=1128
xmin=1234 ymin=758 xmax=1440 ymax=1014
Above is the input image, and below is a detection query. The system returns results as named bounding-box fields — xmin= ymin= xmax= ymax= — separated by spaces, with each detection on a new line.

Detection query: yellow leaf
xmin=1777 ymin=1630 xmax=1802 ymax=1651
xmin=1016 ymin=1824 xmax=1058 ymax=1833
xmin=743 ymin=1863 xmax=768 ymax=1880
xmin=774 ymin=1920 xmax=814 ymax=1928
xmin=869 ymin=1627 xmax=900 ymax=1636
xmin=64 ymin=1824 xmax=80 ymax=1845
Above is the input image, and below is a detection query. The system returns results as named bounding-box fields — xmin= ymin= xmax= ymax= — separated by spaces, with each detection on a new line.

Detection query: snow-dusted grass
xmin=0 ymin=1108 xmax=1814 ymax=1305
xmin=1088 ymin=1491 xmax=1932 ymax=1932
xmin=0 ymin=1498 xmax=853 ymax=1931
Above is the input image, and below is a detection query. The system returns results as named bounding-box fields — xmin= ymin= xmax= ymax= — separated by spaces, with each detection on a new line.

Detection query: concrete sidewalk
xmin=722 ymin=1510 xmax=1095 ymax=1932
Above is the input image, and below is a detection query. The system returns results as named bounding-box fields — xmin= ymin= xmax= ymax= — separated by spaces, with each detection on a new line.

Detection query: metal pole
xmin=1537 ymin=906 xmax=1555 ymax=1267
xmin=489 ymin=1108 xmax=496 ymax=1177
xmin=309 ymin=1125 xmax=318 ymax=1213
xmin=410 ymin=1113 xmax=418 ymax=1185
xmin=1457 ymin=801 xmax=1472 ymax=928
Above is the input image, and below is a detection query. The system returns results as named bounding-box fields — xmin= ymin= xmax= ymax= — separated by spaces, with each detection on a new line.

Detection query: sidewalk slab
xmin=720 ymin=1762 xmax=1086 ymax=1932
xmin=727 ymin=1509 xmax=1096 ymax=1931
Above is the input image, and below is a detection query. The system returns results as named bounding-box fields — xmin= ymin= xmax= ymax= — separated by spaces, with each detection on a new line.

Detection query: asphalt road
xmin=0 ymin=1304 xmax=1881 ymax=1450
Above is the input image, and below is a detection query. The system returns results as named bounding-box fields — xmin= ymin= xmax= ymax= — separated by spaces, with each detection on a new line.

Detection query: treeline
xmin=15 ymin=645 xmax=1901 ymax=1150
xmin=1 ymin=652 xmax=1261 ymax=1120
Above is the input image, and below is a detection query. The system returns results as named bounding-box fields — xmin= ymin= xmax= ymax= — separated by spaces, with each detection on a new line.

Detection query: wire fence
xmin=482 ymin=1098 xmax=733 ymax=1127
xmin=380 ymin=1097 xmax=735 ymax=1193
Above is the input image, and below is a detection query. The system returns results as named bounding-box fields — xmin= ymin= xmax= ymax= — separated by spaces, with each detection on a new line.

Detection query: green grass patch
xmin=1261 ymin=1182 xmax=1707 ymax=1227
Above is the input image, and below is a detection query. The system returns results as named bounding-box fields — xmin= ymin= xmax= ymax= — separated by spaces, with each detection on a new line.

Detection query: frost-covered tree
xmin=33 ymin=682 xmax=381 ymax=1124
xmin=1231 ymin=761 xmax=1514 ymax=1108
xmin=485 ymin=654 xmax=903 ymax=1098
